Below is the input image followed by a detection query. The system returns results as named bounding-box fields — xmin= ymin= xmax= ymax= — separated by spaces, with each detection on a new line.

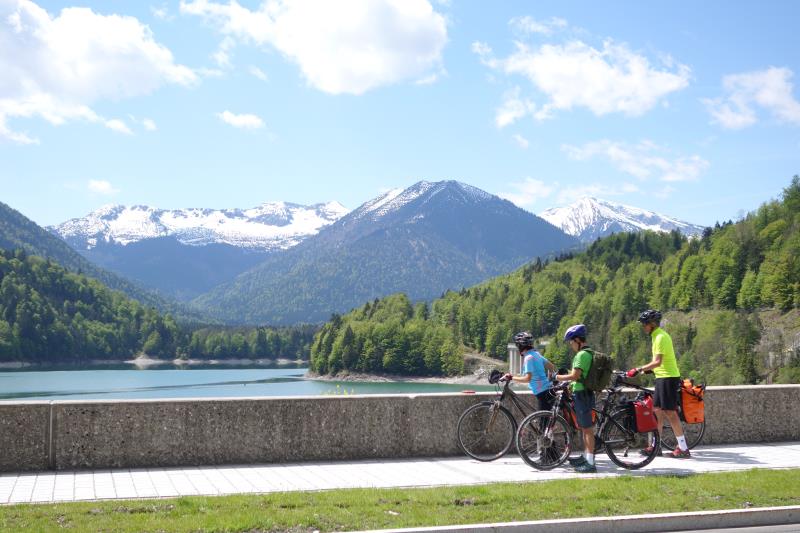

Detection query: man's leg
xmin=664 ymin=409 xmax=689 ymax=452
xmin=583 ymin=427 xmax=595 ymax=457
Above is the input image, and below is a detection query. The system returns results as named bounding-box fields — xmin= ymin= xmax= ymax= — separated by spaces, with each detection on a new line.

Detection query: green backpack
xmin=581 ymin=348 xmax=613 ymax=392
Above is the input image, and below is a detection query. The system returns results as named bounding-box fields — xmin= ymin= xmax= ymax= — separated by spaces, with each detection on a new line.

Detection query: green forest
xmin=0 ymin=248 xmax=315 ymax=363
xmin=310 ymin=177 xmax=800 ymax=385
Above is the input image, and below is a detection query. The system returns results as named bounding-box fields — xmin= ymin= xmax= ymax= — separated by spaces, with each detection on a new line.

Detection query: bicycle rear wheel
xmin=457 ymin=402 xmax=516 ymax=461
xmin=602 ymin=409 xmax=659 ymax=470
xmin=661 ymin=419 xmax=705 ymax=451
xmin=516 ymin=412 xmax=572 ymax=470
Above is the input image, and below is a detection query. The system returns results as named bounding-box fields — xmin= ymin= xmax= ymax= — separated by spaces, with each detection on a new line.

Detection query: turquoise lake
xmin=0 ymin=365 xmax=493 ymax=401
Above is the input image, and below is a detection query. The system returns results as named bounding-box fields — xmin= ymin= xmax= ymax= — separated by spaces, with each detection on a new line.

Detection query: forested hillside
xmin=0 ymin=248 xmax=315 ymax=363
xmin=311 ymin=177 xmax=800 ymax=384
xmin=0 ymin=201 xmax=210 ymax=323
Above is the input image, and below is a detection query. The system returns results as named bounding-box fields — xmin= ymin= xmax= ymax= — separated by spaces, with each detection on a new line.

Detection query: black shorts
xmin=536 ymin=389 xmax=555 ymax=412
xmin=654 ymin=377 xmax=681 ymax=410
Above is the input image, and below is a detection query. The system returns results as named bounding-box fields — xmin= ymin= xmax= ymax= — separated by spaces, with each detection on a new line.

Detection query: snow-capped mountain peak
xmin=539 ymin=197 xmax=705 ymax=242
xmin=52 ymin=201 xmax=350 ymax=251
xmin=352 ymin=180 xmax=495 ymax=222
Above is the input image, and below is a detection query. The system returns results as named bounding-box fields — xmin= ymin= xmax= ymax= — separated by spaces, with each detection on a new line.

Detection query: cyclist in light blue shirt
xmin=504 ymin=331 xmax=557 ymax=411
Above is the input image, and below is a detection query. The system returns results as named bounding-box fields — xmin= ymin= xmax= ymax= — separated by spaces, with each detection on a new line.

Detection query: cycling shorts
xmin=654 ymin=377 xmax=681 ymax=410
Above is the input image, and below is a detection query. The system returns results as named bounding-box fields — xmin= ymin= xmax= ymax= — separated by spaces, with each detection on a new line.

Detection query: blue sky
xmin=2 ymin=0 xmax=799 ymax=227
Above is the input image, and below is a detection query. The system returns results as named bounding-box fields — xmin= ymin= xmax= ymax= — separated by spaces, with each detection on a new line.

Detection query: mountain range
xmin=30 ymin=180 xmax=707 ymax=326
xmin=539 ymin=197 xmax=706 ymax=242
xmin=50 ymin=202 xmax=348 ymax=300
xmin=193 ymin=180 xmax=579 ymax=324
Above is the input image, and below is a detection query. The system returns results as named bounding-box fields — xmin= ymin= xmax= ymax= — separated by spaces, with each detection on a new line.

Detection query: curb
xmin=351 ymin=505 xmax=800 ymax=533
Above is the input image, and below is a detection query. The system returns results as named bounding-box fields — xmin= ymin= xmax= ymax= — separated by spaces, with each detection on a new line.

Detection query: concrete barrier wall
xmin=1 ymin=385 xmax=799 ymax=472
xmin=0 ymin=402 xmax=50 ymax=471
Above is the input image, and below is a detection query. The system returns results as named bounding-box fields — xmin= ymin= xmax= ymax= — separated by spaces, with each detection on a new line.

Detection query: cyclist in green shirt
xmin=627 ymin=309 xmax=691 ymax=458
xmin=554 ymin=324 xmax=597 ymax=473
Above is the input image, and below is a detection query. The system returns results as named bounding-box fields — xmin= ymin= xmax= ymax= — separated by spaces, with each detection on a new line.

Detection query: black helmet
xmin=638 ymin=309 xmax=662 ymax=324
xmin=512 ymin=331 xmax=534 ymax=351
xmin=488 ymin=369 xmax=503 ymax=384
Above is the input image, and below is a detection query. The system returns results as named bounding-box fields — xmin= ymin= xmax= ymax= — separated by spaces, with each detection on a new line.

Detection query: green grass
xmin=1 ymin=469 xmax=798 ymax=532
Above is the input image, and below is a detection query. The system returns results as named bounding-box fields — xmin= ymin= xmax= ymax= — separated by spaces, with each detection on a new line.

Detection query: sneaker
xmin=639 ymin=446 xmax=662 ymax=456
xmin=567 ymin=455 xmax=587 ymax=466
xmin=574 ymin=462 xmax=597 ymax=473
xmin=670 ymin=448 xmax=691 ymax=458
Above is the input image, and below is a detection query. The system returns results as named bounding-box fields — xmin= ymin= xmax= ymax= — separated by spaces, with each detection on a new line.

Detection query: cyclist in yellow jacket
xmin=627 ymin=310 xmax=691 ymax=458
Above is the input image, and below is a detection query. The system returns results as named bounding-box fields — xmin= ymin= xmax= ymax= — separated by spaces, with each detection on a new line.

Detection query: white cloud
xmin=0 ymin=1 xmax=197 ymax=143
xmin=142 ymin=118 xmax=157 ymax=131
xmin=104 ymin=119 xmax=133 ymax=135
xmin=704 ymin=67 xmax=800 ymax=129
xmin=180 ymin=0 xmax=447 ymax=95
xmin=498 ymin=178 xmax=555 ymax=209
xmin=495 ymin=87 xmax=536 ymax=128
xmin=212 ymin=36 xmax=236 ymax=67
xmin=562 ymin=140 xmax=709 ymax=182
xmin=510 ymin=16 xmax=567 ymax=36
xmin=512 ymin=133 xmax=529 ymax=149
xmin=555 ymin=182 xmax=640 ymax=204
xmin=478 ymin=33 xmax=690 ymax=120
xmin=88 ymin=180 xmax=119 ymax=195
xmin=249 ymin=65 xmax=269 ymax=82
xmin=151 ymin=5 xmax=172 ymax=21
xmin=217 ymin=110 xmax=265 ymax=129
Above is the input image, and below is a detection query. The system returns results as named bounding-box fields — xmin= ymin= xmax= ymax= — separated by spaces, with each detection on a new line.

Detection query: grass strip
xmin=1 ymin=468 xmax=798 ymax=532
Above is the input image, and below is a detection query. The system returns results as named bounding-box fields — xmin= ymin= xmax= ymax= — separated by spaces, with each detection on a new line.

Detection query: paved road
xmin=0 ymin=441 xmax=798 ymax=505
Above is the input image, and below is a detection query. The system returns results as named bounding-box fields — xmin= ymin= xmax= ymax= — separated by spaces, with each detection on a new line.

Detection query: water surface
xmin=0 ymin=365 xmax=492 ymax=401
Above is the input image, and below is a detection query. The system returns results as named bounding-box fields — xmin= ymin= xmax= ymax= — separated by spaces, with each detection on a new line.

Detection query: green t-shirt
xmin=652 ymin=327 xmax=680 ymax=379
xmin=571 ymin=348 xmax=593 ymax=392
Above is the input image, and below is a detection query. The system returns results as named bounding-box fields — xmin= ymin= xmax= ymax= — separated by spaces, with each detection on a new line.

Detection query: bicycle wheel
xmin=516 ymin=412 xmax=572 ymax=470
xmin=457 ymin=402 xmax=516 ymax=461
xmin=601 ymin=409 xmax=659 ymax=470
xmin=661 ymin=419 xmax=706 ymax=451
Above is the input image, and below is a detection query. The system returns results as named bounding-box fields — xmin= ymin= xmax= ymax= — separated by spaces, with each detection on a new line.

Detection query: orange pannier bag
xmin=680 ymin=378 xmax=705 ymax=423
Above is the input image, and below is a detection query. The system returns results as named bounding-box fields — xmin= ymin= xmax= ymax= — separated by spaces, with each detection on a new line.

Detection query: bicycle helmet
xmin=512 ymin=331 xmax=534 ymax=351
xmin=563 ymin=324 xmax=587 ymax=342
xmin=488 ymin=369 xmax=503 ymax=384
xmin=637 ymin=309 xmax=662 ymax=324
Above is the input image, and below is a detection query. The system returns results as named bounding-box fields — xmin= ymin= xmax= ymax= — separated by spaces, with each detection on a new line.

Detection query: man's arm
xmin=556 ymin=368 xmax=582 ymax=382
xmin=636 ymin=353 xmax=663 ymax=373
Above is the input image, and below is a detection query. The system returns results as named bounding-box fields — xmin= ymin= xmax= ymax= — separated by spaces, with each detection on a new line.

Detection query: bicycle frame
xmin=493 ymin=379 xmax=538 ymax=421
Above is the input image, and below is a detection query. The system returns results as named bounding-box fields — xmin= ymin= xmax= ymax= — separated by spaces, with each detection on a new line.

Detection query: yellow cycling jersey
xmin=651 ymin=327 xmax=680 ymax=379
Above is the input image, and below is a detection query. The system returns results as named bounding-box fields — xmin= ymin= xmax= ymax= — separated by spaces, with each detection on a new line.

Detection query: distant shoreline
xmin=0 ymin=357 xmax=308 ymax=370
xmin=306 ymin=370 xmax=490 ymax=386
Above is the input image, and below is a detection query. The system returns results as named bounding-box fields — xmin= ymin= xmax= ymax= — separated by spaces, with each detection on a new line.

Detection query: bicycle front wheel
xmin=516 ymin=412 xmax=572 ymax=470
xmin=602 ymin=409 xmax=659 ymax=470
xmin=661 ymin=419 xmax=706 ymax=451
xmin=457 ymin=402 xmax=516 ymax=461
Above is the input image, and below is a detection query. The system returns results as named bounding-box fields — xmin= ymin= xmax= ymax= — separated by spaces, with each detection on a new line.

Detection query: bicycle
xmin=456 ymin=370 xmax=537 ymax=461
xmin=515 ymin=371 xmax=660 ymax=470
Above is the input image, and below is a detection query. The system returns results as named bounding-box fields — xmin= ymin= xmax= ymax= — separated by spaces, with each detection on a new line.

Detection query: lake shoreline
xmin=305 ymin=370 xmax=490 ymax=386
xmin=0 ymin=357 xmax=308 ymax=370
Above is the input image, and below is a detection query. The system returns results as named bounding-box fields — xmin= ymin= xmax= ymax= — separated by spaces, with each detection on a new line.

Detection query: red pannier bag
xmin=680 ymin=378 xmax=705 ymax=423
xmin=633 ymin=395 xmax=658 ymax=433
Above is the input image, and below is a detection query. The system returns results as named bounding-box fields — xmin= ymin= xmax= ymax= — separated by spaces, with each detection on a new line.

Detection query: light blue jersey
xmin=523 ymin=350 xmax=551 ymax=395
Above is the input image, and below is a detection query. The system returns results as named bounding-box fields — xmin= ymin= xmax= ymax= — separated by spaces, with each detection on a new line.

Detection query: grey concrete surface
xmin=0 ymin=402 xmax=50 ymax=472
xmin=2 ymin=442 xmax=798 ymax=505
xmin=350 ymin=506 xmax=800 ymax=533
xmin=1 ymin=385 xmax=799 ymax=472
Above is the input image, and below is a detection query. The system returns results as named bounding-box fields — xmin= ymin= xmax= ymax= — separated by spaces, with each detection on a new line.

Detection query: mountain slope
xmin=539 ymin=197 xmax=706 ymax=242
xmin=193 ymin=180 xmax=579 ymax=324
xmin=0 ymin=201 xmax=209 ymax=323
xmin=50 ymin=202 xmax=348 ymax=301
xmin=309 ymin=176 xmax=800 ymax=382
